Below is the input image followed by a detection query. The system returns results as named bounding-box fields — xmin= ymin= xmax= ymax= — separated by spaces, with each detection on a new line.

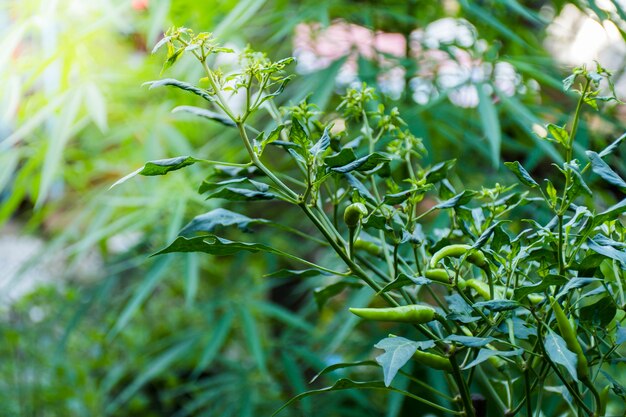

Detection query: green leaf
xmin=477 ymin=83 xmax=501 ymax=167
xmin=310 ymin=126 xmax=331 ymax=157
xmin=556 ymin=277 xmax=602 ymax=300
xmin=172 ymin=105 xmax=236 ymax=127
xmin=325 ymin=148 xmax=357 ymax=167
xmin=595 ymin=198 xmax=626 ymax=225
xmin=563 ymin=73 xmax=576 ymax=91
xmin=514 ymin=275 xmax=567 ymax=300
xmin=179 ymin=208 xmax=270 ymax=235
xmin=331 ymin=152 xmax=391 ymax=173
xmin=444 ymin=335 xmax=496 ymax=348
xmin=161 ymin=46 xmax=184 ymax=73
xmin=289 ymin=117 xmax=309 ymax=147
xmin=314 ymin=280 xmax=363 ymax=310
xmin=587 ymin=151 xmax=626 ymax=191
xmin=474 ymin=300 xmax=520 ymax=312
xmin=378 ymin=274 xmax=419 ymax=294
xmin=587 ymin=238 xmax=626 ymax=267
xmin=425 ymin=159 xmax=456 ymax=184
xmin=504 ymin=161 xmax=538 ymax=188
xmin=374 ymin=337 xmax=435 ymax=387
xmin=598 ymin=132 xmax=626 ymax=158
xmin=198 ymin=177 xmax=268 ymax=194
xmin=473 ymin=220 xmax=509 ymax=249
xmin=154 ymin=235 xmax=280 ymax=257
xmin=544 ymin=329 xmax=578 ymax=380
xmin=546 ymin=123 xmax=569 ymax=146
xmin=435 ymin=190 xmax=476 ymax=209
xmin=144 ymin=78 xmax=214 ymax=102
xmin=111 ymin=156 xmax=199 ymax=188
xmin=206 ymin=186 xmax=276 ymax=201
xmin=462 ymin=348 xmax=523 ymax=370
xmin=258 ymin=124 xmax=284 ymax=155
xmin=567 ymin=162 xmax=592 ymax=199
xmin=383 ymin=189 xmax=415 ymax=205
xmin=579 ymin=295 xmax=617 ymax=327
xmin=264 ymin=268 xmax=332 ymax=279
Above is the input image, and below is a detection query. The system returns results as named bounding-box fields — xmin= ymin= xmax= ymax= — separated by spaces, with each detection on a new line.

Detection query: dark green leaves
xmin=179 ymin=208 xmax=270 ymax=235
xmin=111 ymin=156 xmax=198 ymax=188
xmin=474 ymin=300 xmax=520 ymax=312
xmin=544 ymin=329 xmax=578 ymax=380
xmin=504 ymin=161 xmax=538 ymax=188
xmin=425 ymin=159 xmax=456 ymax=184
xmin=587 ymin=151 xmax=626 ymax=191
xmin=289 ymin=118 xmax=309 ymax=147
xmin=374 ymin=337 xmax=435 ymax=386
xmin=462 ymin=348 xmax=523 ymax=370
xmin=154 ymin=235 xmax=279 ymax=256
xmin=143 ymin=79 xmax=213 ymax=102
xmin=330 ymin=152 xmax=391 ymax=173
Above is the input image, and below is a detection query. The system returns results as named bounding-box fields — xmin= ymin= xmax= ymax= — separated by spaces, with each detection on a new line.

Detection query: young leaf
xmin=110 ymin=156 xmax=199 ymax=188
xmin=504 ymin=161 xmax=538 ymax=188
xmin=144 ymin=79 xmax=214 ymax=102
xmin=546 ymin=123 xmax=569 ymax=146
xmin=289 ymin=117 xmax=309 ymax=147
xmin=544 ymin=329 xmax=578 ymax=381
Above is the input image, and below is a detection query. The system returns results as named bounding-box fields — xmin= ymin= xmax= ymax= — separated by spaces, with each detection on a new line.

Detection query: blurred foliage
xmin=0 ymin=0 xmax=625 ymax=416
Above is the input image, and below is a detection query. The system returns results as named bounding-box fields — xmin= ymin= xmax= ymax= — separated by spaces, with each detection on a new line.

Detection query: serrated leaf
xmin=172 ymin=105 xmax=236 ymax=127
xmin=144 ymin=79 xmax=214 ymax=102
xmin=110 ymin=156 xmax=198 ymax=188
xmin=374 ymin=337 xmax=436 ymax=386
xmin=462 ymin=348 xmax=523 ymax=370
xmin=587 ymin=151 xmax=626 ymax=190
xmin=504 ymin=161 xmax=538 ymax=188
xmin=331 ymin=152 xmax=391 ymax=174
xmin=179 ymin=208 xmax=270 ymax=236
xmin=544 ymin=329 xmax=578 ymax=380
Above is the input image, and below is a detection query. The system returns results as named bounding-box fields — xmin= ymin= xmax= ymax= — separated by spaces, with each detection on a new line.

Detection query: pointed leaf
xmin=172 ymin=105 xmax=236 ymax=127
xmin=462 ymin=348 xmax=523 ymax=370
xmin=587 ymin=151 xmax=626 ymax=190
xmin=331 ymin=152 xmax=391 ymax=173
xmin=179 ymin=208 xmax=270 ymax=235
xmin=144 ymin=78 xmax=214 ymax=102
xmin=504 ymin=161 xmax=538 ymax=188
xmin=544 ymin=329 xmax=578 ymax=380
xmin=111 ymin=156 xmax=198 ymax=188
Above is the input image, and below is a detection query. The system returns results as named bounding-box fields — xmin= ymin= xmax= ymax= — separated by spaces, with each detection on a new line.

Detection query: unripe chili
xmin=412 ymin=349 xmax=453 ymax=372
xmin=429 ymin=244 xmax=488 ymax=269
xmin=349 ymin=304 xmax=436 ymax=323
xmin=549 ymin=296 xmax=589 ymax=380
xmin=343 ymin=203 xmax=368 ymax=228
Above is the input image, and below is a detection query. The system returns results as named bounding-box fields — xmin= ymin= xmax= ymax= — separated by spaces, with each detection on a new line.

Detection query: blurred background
xmin=1 ymin=0 xmax=625 ymax=416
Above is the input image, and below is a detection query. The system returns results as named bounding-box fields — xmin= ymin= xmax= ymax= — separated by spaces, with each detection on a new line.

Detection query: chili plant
xmin=115 ymin=28 xmax=626 ymax=417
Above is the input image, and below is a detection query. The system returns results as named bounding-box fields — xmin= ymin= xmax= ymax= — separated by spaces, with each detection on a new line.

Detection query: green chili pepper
xmin=549 ymin=296 xmax=589 ymax=380
xmin=424 ymin=269 xmax=466 ymax=289
xmin=349 ymin=304 xmax=436 ymax=323
xmin=353 ymin=239 xmax=382 ymax=256
xmin=429 ymin=244 xmax=487 ymax=269
xmin=464 ymin=278 xmax=491 ymax=300
xmin=599 ymin=384 xmax=610 ymax=417
xmin=412 ymin=348 xmax=453 ymax=372
xmin=343 ymin=203 xmax=368 ymax=228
